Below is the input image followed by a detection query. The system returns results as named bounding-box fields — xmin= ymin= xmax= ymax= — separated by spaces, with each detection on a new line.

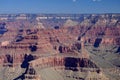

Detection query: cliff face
xmin=0 ymin=13 xmax=120 ymax=65
xmin=0 ymin=53 xmax=25 ymax=65
xmin=0 ymin=26 xmax=120 ymax=65
xmin=80 ymin=27 xmax=120 ymax=45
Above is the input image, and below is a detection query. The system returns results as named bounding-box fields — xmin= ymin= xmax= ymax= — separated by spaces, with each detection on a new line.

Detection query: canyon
xmin=0 ymin=14 xmax=120 ymax=80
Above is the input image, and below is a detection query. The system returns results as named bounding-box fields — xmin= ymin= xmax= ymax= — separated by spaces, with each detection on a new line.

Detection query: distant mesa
xmin=64 ymin=19 xmax=78 ymax=27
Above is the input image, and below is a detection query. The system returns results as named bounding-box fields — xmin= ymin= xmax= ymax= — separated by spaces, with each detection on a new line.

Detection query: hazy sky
xmin=0 ymin=0 xmax=120 ymax=13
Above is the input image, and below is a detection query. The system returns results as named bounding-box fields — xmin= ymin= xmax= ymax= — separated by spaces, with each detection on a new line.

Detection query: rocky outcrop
xmin=28 ymin=55 xmax=98 ymax=69
xmin=0 ymin=53 xmax=25 ymax=65
xmin=64 ymin=19 xmax=78 ymax=27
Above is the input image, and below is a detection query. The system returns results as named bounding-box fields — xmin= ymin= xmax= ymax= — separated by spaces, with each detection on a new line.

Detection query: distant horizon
xmin=0 ymin=0 xmax=120 ymax=14
xmin=0 ymin=12 xmax=120 ymax=15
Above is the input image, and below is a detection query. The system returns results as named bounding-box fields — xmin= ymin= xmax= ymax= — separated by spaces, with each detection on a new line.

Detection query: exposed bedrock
xmin=0 ymin=26 xmax=120 ymax=66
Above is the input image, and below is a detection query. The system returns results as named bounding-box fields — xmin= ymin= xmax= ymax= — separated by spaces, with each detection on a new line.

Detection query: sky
xmin=0 ymin=0 xmax=120 ymax=14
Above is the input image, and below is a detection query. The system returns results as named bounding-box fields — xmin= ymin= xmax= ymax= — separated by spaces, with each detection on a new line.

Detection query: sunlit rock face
xmin=64 ymin=19 xmax=79 ymax=27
